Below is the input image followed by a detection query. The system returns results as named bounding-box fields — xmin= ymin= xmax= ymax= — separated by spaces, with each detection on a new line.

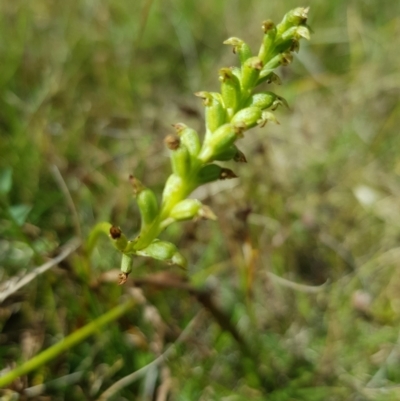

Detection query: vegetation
xmin=1 ymin=0 xmax=400 ymax=400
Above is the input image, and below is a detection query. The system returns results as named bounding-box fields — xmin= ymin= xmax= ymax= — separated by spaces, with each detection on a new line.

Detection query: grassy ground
xmin=1 ymin=0 xmax=400 ymax=399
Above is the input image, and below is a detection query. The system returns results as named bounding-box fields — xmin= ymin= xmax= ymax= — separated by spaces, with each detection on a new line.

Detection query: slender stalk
xmin=0 ymin=299 xmax=136 ymax=389
xmin=85 ymin=222 xmax=112 ymax=256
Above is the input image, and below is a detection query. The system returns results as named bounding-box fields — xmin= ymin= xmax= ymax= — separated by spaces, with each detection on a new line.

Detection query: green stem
xmin=0 ymin=299 xmax=136 ymax=389
xmin=85 ymin=222 xmax=112 ymax=256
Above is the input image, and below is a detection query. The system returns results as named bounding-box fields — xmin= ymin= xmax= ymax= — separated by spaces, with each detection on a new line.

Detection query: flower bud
xmin=231 ymin=107 xmax=262 ymax=130
xmin=274 ymin=26 xmax=310 ymax=54
xmin=109 ymin=226 xmax=128 ymax=252
xmin=257 ymin=71 xmax=282 ymax=86
xmin=273 ymin=39 xmax=295 ymax=56
xmin=281 ymin=25 xmax=310 ymax=42
xmin=264 ymin=52 xmax=291 ymax=70
xmin=130 ymin=176 xmax=159 ymax=227
xmin=245 ymin=92 xmax=276 ymax=109
xmin=169 ymin=199 xmax=202 ymax=221
xmin=223 ymin=37 xmax=252 ymax=64
xmin=263 ymin=54 xmax=282 ymax=70
xmin=198 ymin=123 xmax=242 ymax=162
xmin=219 ymin=68 xmax=241 ymax=117
xmin=171 ymin=252 xmax=188 ymax=270
xmin=247 ymin=92 xmax=287 ymax=110
xmin=173 ymin=123 xmax=201 ymax=157
xmin=276 ymin=7 xmax=309 ymax=35
xmin=169 ymin=199 xmax=216 ymax=221
xmin=165 ymin=136 xmax=191 ymax=178
xmin=136 ymin=239 xmax=187 ymax=269
xmin=195 ymin=92 xmax=227 ymax=133
xmin=161 ymin=174 xmax=184 ymax=212
xmin=259 ymin=53 xmax=292 ymax=81
xmin=241 ymin=57 xmax=263 ymax=91
xmin=258 ymin=20 xmax=277 ymax=62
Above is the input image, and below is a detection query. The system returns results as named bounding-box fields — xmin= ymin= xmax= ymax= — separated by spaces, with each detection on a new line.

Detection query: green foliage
xmin=1 ymin=0 xmax=400 ymax=399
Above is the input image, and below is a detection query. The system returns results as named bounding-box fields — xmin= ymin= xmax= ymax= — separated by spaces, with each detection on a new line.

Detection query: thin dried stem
xmin=0 ymin=237 xmax=81 ymax=304
xmin=98 ymin=310 xmax=203 ymax=401
xmin=50 ymin=164 xmax=82 ymax=238
xmin=266 ymin=271 xmax=329 ymax=293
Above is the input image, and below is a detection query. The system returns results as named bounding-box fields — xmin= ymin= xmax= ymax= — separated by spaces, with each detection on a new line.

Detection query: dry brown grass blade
xmin=0 ymin=238 xmax=81 ymax=304
xmin=266 ymin=271 xmax=329 ymax=293
xmin=50 ymin=164 xmax=82 ymax=239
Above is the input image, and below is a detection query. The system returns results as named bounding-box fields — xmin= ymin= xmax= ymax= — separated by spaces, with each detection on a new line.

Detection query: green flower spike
xmin=88 ymin=8 xmax=311 ymax=283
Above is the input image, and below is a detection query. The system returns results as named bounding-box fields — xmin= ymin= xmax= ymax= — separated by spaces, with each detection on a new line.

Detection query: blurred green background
xmin=1 ymin=0 xmax=400 ymax=399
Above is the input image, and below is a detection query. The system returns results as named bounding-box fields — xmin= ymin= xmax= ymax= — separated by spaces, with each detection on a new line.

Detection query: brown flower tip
xmin=294 ymin=7 xmax=309 ymax=22
xmin=290 ymin=39 xmax=300 ymax=53
xmin=199 ymin=205 xmax=217 ymax=220
xmin=262 ymin=20 xmax=275 ymax=33
xmin=281 ymin=52 xmax=293 ymax=66
xmin=172 ymin=123 xmax=186 ymax=134
xmin=218 ymin=68 xmax=234 ymax=83
xmin=233 ymin=121 xmax=247 ymax=136
xmin=223 ymin=37 xmax=242 ymax=55
xmin=234 ymin=149 xmax=247 ymax=163
xmin=194 ymin=91 xmax=212 ymax=106
xmin=266 ymin=73 xmax=282 ymax=85
xmin=249 ymin=57 xmax=264 ymax=70
xmin=110 ymin=226 xmax=122 ymax=239
xmin=118 ymin=272 xmax=129 ymax=285
xmin=164 ymin=134 xmax=181 ymax=150
xmin=129 ymin=176 xmax=144 ymax=196
xmin=220 ymin=168 xmax=238 ymax=180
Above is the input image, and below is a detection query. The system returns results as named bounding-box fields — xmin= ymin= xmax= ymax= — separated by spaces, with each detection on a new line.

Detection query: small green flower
xmin=130 ymin=176 xmax=159 ymax=229
xmin=136 ymin=239 xmax=187 ymax=269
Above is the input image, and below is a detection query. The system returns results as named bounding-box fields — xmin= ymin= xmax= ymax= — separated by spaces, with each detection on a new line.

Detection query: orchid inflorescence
xmin=91 ymin=7 xmax=311 ymax=284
